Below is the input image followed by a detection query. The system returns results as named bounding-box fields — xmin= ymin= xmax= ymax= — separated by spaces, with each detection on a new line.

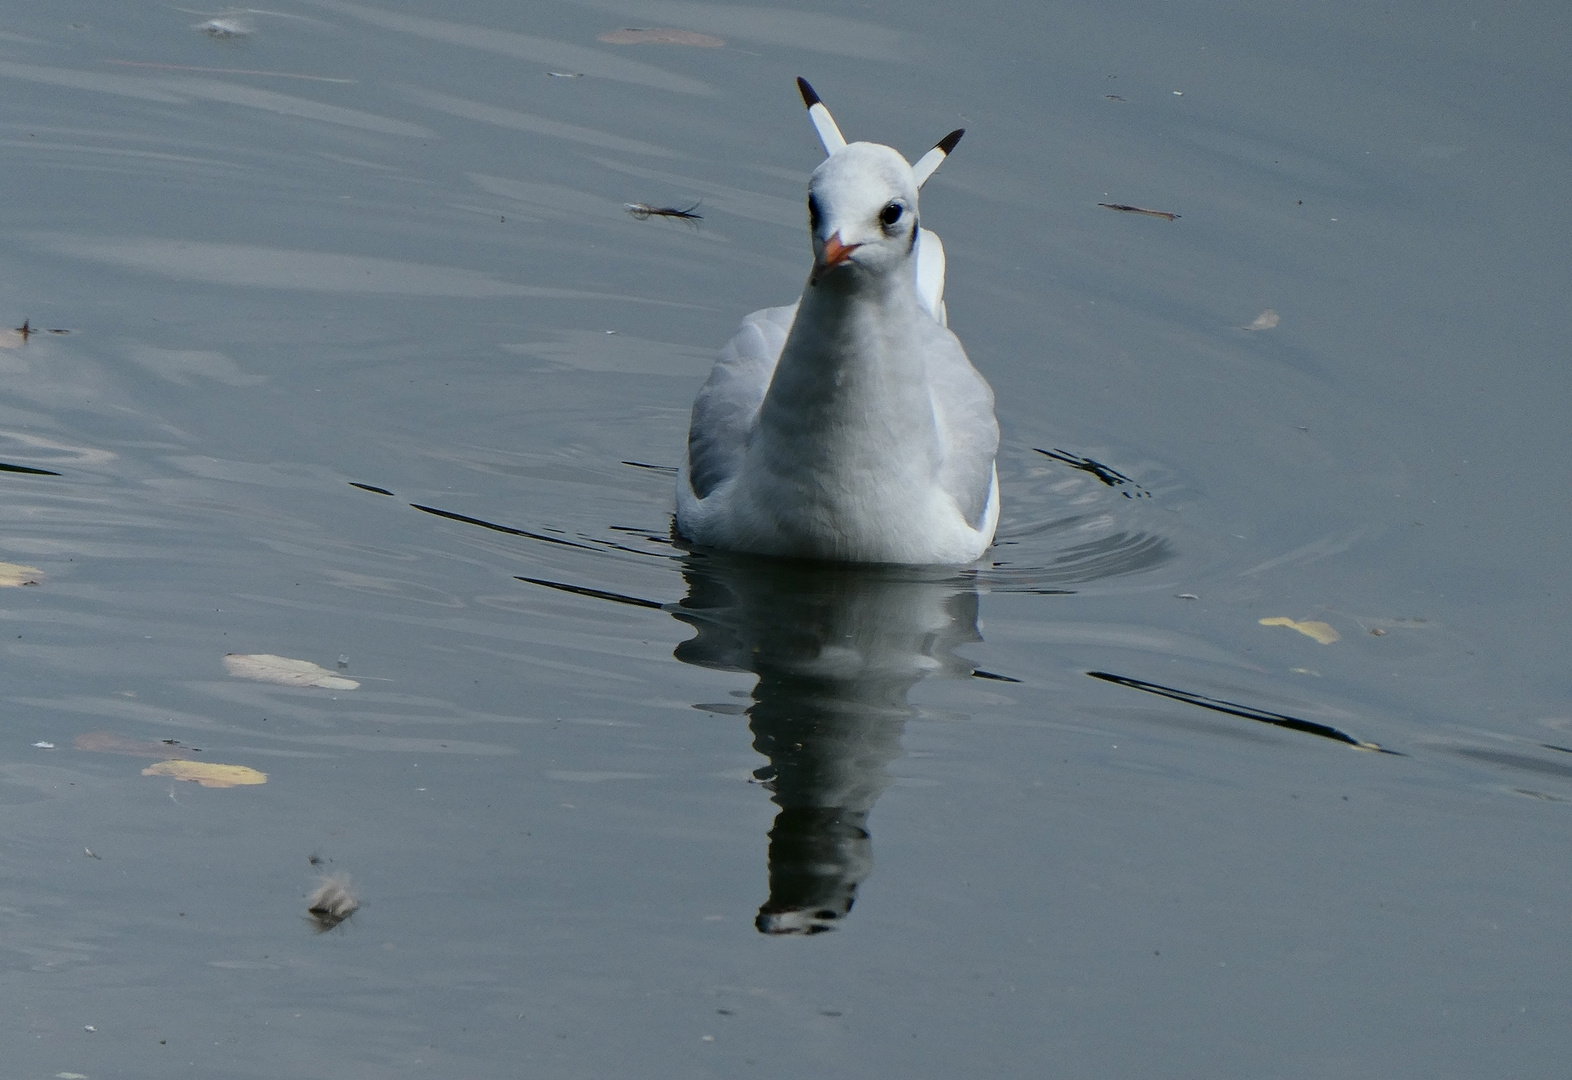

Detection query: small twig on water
xmin=625 ymin=201 xmax=702 ymax=222
xmin=1098 ymin=202 xmax=1179 ymax=221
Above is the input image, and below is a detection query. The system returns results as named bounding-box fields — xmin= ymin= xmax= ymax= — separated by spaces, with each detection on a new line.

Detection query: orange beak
xmin=811 ymin=232 xmax=860 ymax=284
xmin=820 ymin=232 xmax=860 ymax=268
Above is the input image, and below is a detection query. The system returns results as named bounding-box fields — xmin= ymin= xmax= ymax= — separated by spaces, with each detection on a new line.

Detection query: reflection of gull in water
xmin=672 ymin=552 xmax=988 ymax=934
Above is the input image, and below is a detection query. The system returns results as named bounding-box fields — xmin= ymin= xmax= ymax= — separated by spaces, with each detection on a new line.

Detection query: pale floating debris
xmin=307 ymin=873 xmax=359 ymax=931
xmin=82 ymin=1026 xmax=96 ymax=1032
xmin=84 ymin=848 xmax=100 ymax=859
xmin=1175 ymin=593 xmax=1199 ymax=600
xmin=194 ymin=17 xmax=252 ymax=38
xmin=1260 ymin=616 xmax=1341 ymax=645
xmin=1370 ymin=627 xmax=1387 ymax=636
xmin=224 ymin=653 xmax=360 ymax=689
xmin=598 ymin=27 xmax=724 ymax=47
xmin=32 ymin=741 xmax=55 ymax=749
xmin=1247 ymin=309 xmax=1280 ymax=330
xmin=59 ymin=1071 xmax=90 ymax=1078
xmin=0 ymin=561 xmax=43 ymax=587
xmin=546 ymin=71 xmax=584 ymax=78
xmin=142 ymin=760 xmax=267 ymax=788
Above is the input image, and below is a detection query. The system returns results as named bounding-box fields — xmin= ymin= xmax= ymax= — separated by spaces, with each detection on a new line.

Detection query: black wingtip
xmin=796 ymin=77 xmax=820 ymax=108
xmin=935 ymin=128 xmax=965 ymax=156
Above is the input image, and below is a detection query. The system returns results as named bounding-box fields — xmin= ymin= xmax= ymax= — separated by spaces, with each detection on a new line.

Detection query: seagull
xmin=676 ymin=79 xmax=999 ymax=566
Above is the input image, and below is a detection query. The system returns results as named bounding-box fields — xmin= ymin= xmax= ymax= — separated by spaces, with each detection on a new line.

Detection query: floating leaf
xmin=598 ymin=27 xmax=724 ymax=46
xmin=223 ymin=653 xmax=359 ymax=689
xmin=1247 ymin=309 xmax=1281 ymax=330
xmin=142 ymin=760 xmax=267 ymax=788
xmin=0 ymin=561 xmax=42 ymax=586
xmin=1260 ymin=617 xmax=1340 ymax=644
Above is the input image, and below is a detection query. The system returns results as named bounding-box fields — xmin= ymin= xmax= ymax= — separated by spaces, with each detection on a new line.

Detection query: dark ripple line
xmin=410 ymin=504 xmax=598 ymax=551
xmin=1088 ymin=671 xmax=1393 ymax=752
xmin=516 ymin=575 xmax=666 ymax=610
xmin=0 ymin=461 xmax=61 ymax=476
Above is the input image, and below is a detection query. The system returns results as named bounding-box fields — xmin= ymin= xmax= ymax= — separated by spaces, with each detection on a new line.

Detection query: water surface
xmin=2 ymin=1 xmax=1569 ymax=1076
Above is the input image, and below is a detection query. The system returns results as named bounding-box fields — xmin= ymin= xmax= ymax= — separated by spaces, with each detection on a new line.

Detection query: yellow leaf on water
xmin=1260 ymin=617 xmax=1340 ymax=644
xmin=142 ymin=760 xmax=267 ymax=788
xmin=223 ymin=653 xmax=359 ymax=689
xmin=0 ymin=561 xmax=42 ymax=586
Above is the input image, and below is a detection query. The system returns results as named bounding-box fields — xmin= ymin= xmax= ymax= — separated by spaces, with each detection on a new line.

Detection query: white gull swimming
xmin=676 ymin=79 xmax=999 ymax=566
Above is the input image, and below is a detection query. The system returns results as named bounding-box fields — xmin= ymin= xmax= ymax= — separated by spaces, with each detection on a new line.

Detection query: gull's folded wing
xmin=684 ymin=304 xmax=797 ymax=499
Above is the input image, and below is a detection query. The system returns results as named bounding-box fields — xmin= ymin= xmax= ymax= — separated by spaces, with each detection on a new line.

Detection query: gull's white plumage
xmin=677 ymin=80 xmax=999 ymax=566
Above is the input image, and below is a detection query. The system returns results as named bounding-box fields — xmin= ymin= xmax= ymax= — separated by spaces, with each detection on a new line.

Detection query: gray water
xmin=2 ymin=1 xmax=1570 ymax=1076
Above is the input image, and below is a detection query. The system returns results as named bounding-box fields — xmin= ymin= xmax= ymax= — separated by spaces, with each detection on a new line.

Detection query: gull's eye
xmin=880 ymin=202 xmax=904 ymax=228
xmin=808 ymin=194 xmax=822 ymax=230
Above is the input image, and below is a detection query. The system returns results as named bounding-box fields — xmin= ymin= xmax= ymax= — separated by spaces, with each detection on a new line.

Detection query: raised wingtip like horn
xmin=796 ymin=76 xmax=847 ymax=155
xmin=912 ymin=128 xmax=965 ymax=188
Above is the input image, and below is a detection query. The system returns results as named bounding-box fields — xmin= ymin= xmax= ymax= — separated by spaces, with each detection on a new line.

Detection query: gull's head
xmin=807 ymin=142 xmax=920 ymax=286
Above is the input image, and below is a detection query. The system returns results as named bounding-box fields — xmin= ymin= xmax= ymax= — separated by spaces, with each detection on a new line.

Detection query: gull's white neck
xmin=755 ymin=259 xmax=940 ymax=484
